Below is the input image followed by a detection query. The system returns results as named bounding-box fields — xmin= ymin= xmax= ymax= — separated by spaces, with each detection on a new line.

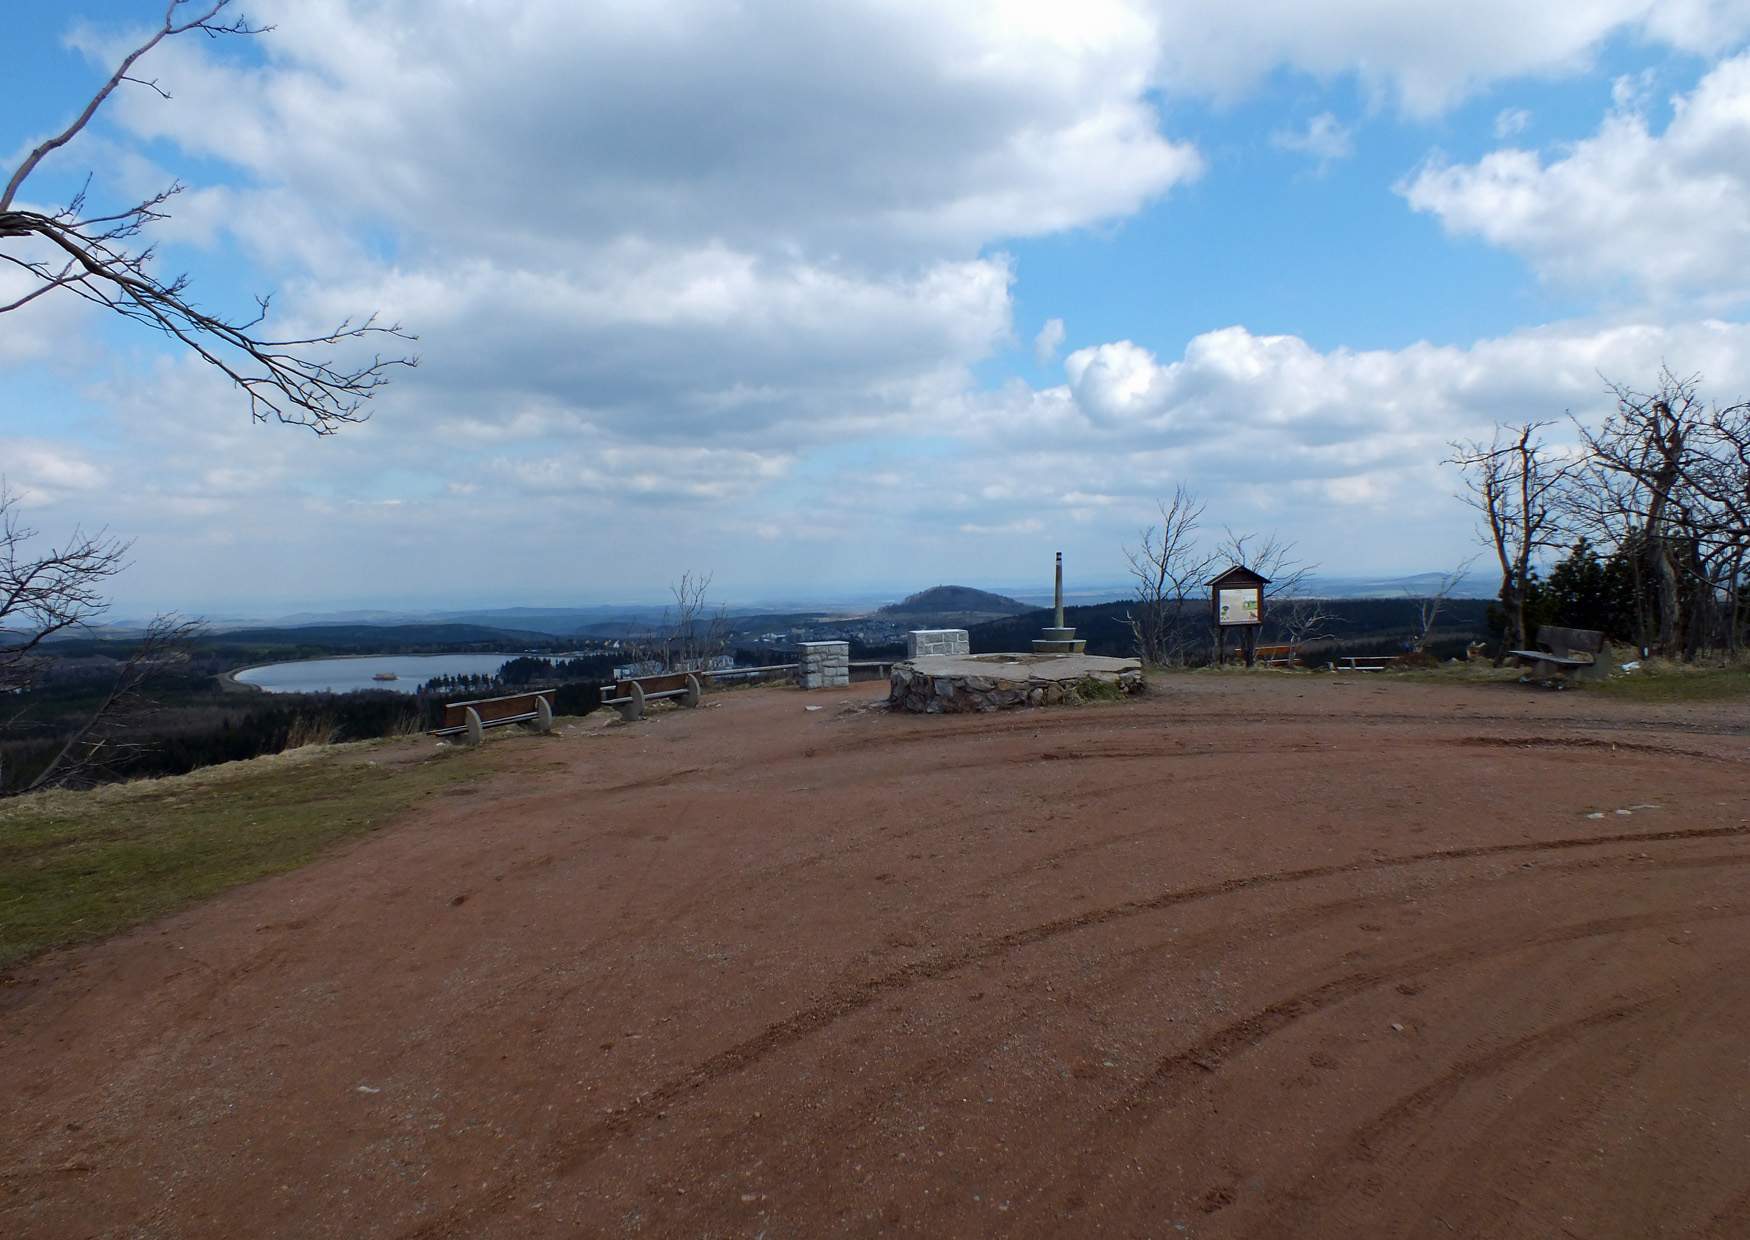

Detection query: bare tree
xmin=1 ymin=485 xmax=130 ymax=695
xmin=0 ymin=1 xmax=414 ymax=433
xmin=665 ymin=570 xmax=729 ymax=671
xmin=1124 ymin=486 xmax=1219 ymax=666
xmin=1577 ymin=375 xmax=1709 ymax=655
xmin=1447 ymin=422 xmax=1573 ymax=660
xmin=1273 ymin=595 xmax=1341 ymax=650
xmin=1406 ymin=557 xmax=1479 ymax=653
xmin=17 ymin=615 xmax=205 ymax=793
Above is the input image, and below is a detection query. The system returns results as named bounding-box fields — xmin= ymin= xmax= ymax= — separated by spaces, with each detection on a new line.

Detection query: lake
xmin=232 ymin=653 xmax=527 ymax=695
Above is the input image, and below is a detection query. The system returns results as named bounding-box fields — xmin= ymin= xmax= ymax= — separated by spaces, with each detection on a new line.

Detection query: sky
xmin=8 ymin=1 xmax=1750 ymax=614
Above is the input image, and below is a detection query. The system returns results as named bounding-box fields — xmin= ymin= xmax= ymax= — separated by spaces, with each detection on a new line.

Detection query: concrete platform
xmin=888 ymin=652 xmax=1144 ymax=713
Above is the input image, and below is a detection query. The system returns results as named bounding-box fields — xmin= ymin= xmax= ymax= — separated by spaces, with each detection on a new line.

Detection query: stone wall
xmin=888 ymin=656 xmax=1144 ymax=713
xmin=905 ymin=628 xmax=970 ymax=658
xmin=798 ymin=640 xmax=850 ymax=689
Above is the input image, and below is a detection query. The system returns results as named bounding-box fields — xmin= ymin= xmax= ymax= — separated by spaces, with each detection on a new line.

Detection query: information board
xmin=1217 ymin=587 xmax=1262 ymax=626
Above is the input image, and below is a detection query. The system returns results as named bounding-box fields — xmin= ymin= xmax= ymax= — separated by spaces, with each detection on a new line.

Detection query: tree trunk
xmin=1650 ymin=536 xmax=1681 ymax=656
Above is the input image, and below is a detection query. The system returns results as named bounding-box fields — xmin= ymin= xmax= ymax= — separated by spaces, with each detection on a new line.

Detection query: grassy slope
xmin=1589 ymin=665 xmax=1750 ymax=702
xmin=0 ymin=742 xmax=480 ymax=970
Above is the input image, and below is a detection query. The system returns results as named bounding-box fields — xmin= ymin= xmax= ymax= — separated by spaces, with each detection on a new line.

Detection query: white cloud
xmin=1271 ymin=112 xmax=1355 ymax=167
xmin=1494 ymin=106 xmax=1532 ymax=138
xmin=1034 ymin=317 xmax=1067 ymax=364
xmin=0 ymin=440 xmax=109 ymax=505
xmin=1149 ymin=0 xmax=1750 ymax=116
xmin=21 ymin=0 xmax=1750 ymax=606
xmin=96 ymin=0 xmax=1200 ymax=259
xmin=1401 ymin=53 xmax=1750 ymax=305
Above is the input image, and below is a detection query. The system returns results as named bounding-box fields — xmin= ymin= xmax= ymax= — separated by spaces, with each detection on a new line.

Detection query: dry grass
xmin=1592 ymin=655 xmax=1750 ymax=702
xmin=0 ymin=740 xmax=481 ymax=970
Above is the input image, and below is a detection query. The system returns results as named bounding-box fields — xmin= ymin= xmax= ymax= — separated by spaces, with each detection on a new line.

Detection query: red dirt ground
xmin=2 ymin=674 xmax=1748 ymax=1238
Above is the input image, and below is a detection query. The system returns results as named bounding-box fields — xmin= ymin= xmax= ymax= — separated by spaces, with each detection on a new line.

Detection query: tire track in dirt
xmin=1027 ymin=913 xmax=1745 ymax=1227
xmin=774 ymin=850 xmax=1750 ymax=1177
xmin=1259 ymin=994 xmax=1669 ymax=1234
xmin=397 ymin=823 xmax=1750 ymax=1237
xmin=1081 ymin=850 xmax=1750 ymax=1020
xmin=1454 ymin=735 xmax=1736 ymax=762
xmin=1111 ymin=905 xmax=1750 ymax=1122
xmin=592 ymin=766 xmax=709 ymax=795
xmin=1260 ymin=957 xmax=1750 ymax=1236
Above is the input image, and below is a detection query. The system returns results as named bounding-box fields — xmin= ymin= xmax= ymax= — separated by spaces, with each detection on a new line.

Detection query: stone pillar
xmin=1054 ymin=550 xmax=1065 ymax=630
xmin=534 ymin=694 xmax=554 ymax=733
xmin=798 ymin=640 xmax=850 ymax=689
xmin=1034 ymin=550 xmax=1086 ymax=655
xmin=683 ymin=673 xmax=702 ymax=707
xmin=906 ymin=629 xmax=970 ymax=658
xmin=464 ymin=706 xmax=485 ymax=747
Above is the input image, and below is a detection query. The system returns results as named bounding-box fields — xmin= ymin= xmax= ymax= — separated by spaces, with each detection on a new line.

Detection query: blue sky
xmin=7 ymin=2 xmax=1750 ymax=614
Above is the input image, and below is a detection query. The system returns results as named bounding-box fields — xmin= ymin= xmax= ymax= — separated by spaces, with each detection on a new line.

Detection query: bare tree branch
xmin=0 ymin=1 xmax=414 ymax=434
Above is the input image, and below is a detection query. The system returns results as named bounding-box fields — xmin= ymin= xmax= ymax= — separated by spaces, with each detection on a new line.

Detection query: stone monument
xmin=1031 ymin=551 xmax=1086 ymax=655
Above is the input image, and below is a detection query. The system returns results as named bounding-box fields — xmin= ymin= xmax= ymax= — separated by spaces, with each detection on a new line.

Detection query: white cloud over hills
xmin=8 ymin=0 xmax=1750 ymax=606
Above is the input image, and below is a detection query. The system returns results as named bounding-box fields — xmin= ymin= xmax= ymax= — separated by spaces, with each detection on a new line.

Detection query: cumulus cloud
xmin=95 ymin=0 xmax=1199 ymax=259
xmin=39 ymin=0 xmax=1204 ymax=484
xmin=1036 ymin=317 xmax=1750 ymax=517
xmin=1401 ymin=53 xmax=1750 ymax=305
xmin=19 ymin=0 xmax=1750 ymax=605
xmin=1149 ymin=0 xmax=1750 ymax=115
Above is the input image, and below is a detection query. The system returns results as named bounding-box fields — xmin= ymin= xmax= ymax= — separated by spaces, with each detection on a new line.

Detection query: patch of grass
xmin=1589 ymin=665 xmax=1750 ymax=703
xmin=1072 ymin=675 xmax=1126 ymax=702
xmin=0 ymin=742 xmax=480 ymax=970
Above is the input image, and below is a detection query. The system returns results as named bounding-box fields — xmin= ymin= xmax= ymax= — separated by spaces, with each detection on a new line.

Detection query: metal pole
xmin=1054 ymin=551 xmax=1064 ymax=630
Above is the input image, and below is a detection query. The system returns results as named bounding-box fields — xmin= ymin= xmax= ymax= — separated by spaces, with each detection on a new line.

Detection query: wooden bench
xmin=601 ymin=672 xmax=702 ymax=721
xmin=1507 ymin=626 xmax=1610 ymax=686
xmin=432 ymin=689 xmax=556 ymax=744
xmin=1254 ymin=643 xmax=1299 ymax=668
xmin=1335 ymin=655 xmax=1400 ymax=672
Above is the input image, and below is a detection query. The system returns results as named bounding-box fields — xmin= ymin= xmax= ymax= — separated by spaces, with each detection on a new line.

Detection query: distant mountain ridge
xmin=878 ymin=586 xmax=1030 ymax=617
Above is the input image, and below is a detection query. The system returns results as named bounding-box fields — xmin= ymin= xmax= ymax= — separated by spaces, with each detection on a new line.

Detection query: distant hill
xmin=879 ymin=586 xmax=1030 ymax=618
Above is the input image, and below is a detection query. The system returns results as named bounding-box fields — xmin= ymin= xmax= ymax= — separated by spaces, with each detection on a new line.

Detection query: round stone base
xmin=889 ymin=652 xmax=1144 ymax=714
